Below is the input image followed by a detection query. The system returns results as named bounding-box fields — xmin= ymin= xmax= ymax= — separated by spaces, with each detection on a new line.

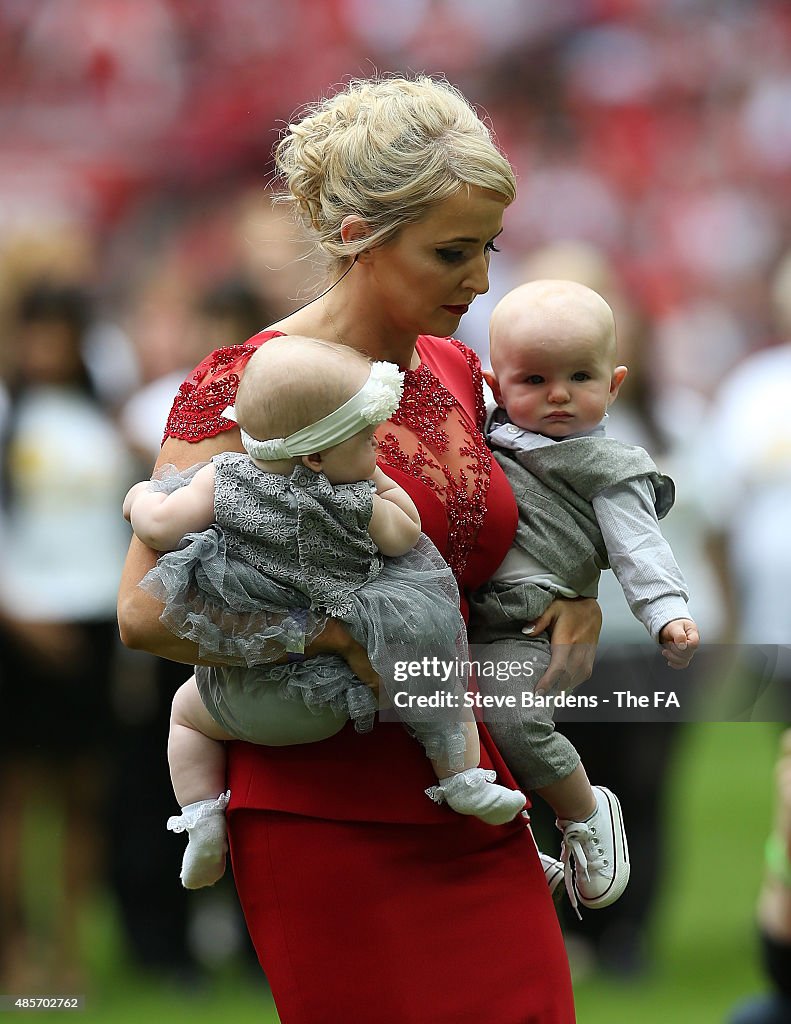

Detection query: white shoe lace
xmin=559 ymin=820 xmax=608 ymax=919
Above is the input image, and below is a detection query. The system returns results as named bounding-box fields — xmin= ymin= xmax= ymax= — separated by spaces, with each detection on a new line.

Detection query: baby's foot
xmin=167 ymin=791 xmax=231 ymax=889
xmin=426 ymin=768 xmax=526 ymax=825
xmin=557 ymin=785 xmax=629 ymax=910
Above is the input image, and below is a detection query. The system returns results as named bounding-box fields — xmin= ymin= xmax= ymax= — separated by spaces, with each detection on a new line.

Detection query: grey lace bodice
xmin=212 ymin=454 xmax=380 ymax=618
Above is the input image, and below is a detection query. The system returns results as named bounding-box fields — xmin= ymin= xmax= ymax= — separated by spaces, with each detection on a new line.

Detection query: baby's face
xmin=317 ymin=426 xmax=380 ymax=484
xmin=491 ymin=319 xmax=624 ymax=439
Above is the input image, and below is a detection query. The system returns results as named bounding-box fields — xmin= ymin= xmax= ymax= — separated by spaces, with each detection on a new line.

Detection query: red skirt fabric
xmin=229 ymin=807 xmax=575 ymax=1024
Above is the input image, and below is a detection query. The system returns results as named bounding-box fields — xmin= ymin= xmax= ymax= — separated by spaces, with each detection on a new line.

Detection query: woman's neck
xmin=269 ymin=277 xmax=421 ymax=371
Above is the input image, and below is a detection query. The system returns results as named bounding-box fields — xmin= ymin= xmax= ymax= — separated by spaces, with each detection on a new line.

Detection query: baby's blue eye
xmin=525 ymin=375 xmax=544 ymax=385
xmin=571 ymin=372 xmax=591 ymax=381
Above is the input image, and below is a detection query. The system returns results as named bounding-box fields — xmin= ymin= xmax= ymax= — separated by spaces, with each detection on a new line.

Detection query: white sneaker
xmin=557 ymin=786 xmax=629 ymax=911
xmin=539 ymin=852 xmax=566 ymax=906
xmin=524 ymin=820 xmax=565 ymax=906
xmin=425 ymin=768 xmax=526 ymax=825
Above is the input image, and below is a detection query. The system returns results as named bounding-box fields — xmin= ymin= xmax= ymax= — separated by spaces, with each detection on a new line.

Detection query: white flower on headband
xmin=359 ymin=361 xmax=404 ymax=423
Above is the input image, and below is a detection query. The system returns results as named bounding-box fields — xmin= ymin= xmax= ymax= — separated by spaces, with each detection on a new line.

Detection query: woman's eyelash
xmin=437 ymin=249 xmax=464 ymax=262
xmin=437 ymin=241 xmax=501 ymax=262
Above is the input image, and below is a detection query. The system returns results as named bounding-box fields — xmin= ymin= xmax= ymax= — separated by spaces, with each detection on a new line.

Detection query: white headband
xmin=223 ymin=360 xmax=404 ymax=461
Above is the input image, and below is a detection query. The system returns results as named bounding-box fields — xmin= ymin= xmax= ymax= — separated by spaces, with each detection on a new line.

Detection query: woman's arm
xmin=118 ymin=434 xmax=236 ymax=662
xmin=527 ymin=597 xmax=602 ymax=695
xmin=117 ymin=431 xmax=380 ymax=686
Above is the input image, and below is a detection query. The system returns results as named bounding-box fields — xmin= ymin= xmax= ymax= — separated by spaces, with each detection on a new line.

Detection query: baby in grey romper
xmin=469 ymin=280 xmax=700 ymax=911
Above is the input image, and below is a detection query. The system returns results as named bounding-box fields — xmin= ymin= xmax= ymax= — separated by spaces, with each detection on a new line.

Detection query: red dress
xmin=165 ymin=331 xmax=575 ymax=1024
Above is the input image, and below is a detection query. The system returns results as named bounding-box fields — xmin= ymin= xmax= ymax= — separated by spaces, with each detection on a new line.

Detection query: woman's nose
xmin=464 ymin=255 xmax=491 ymax=296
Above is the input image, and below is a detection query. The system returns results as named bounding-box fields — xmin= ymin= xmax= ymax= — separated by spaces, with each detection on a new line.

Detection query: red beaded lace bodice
xmin=164 ymin=331 xmax=517 ymax=611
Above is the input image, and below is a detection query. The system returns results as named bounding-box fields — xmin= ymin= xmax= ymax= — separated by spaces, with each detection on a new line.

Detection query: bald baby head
xmin=489 ymin=279 xmax=617 ymax=371
xmin=487 ymin=279 xmax=627 ymax=438
xmin=235 ymin=335 xmax=372 ymax=442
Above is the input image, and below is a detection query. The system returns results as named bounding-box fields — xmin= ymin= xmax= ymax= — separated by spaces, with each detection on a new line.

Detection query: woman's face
xmin=364 ymin=186 xmax=507 ymax=339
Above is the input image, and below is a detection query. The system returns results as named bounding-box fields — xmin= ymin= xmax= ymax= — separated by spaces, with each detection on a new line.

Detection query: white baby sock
xmin=425 ymin=768 xmax=526 ymax=825
xmin=167 ymin=790 xmax=231 ymax=889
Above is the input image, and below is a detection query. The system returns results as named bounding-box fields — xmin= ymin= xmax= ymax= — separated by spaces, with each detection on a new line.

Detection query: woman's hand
xmin=310 ymin=619 xmax=380 ymax=697
xmin=526 ymin=597 xmax=602 ymax=695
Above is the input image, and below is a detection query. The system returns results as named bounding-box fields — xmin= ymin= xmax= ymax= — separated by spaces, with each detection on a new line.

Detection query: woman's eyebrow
xmin=437 ymin=228 xmax=504 ymax=244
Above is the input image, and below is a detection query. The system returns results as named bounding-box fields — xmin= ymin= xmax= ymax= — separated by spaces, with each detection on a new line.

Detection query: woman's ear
xmin=301 ymin=453 xmax=323 ymax=473
xmin=340 ymin=215 xmax=373 ymax=258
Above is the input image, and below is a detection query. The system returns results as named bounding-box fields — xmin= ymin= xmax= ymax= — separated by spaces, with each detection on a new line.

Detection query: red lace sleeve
xmin=448 ymin=338 xmax=487 ymax=432
xmin=162 ymin=343 xmax=261 ymax=445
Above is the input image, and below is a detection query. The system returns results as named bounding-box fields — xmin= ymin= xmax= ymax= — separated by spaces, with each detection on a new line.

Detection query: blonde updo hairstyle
xmin=274 ymin=76 xmax=516 ymax=269
xmin=234 ymin=336 xmax=372 ymax=443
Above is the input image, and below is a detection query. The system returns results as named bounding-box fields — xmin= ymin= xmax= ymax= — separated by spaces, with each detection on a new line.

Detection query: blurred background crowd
xmin=0 ymin=1 xmax=789 ymax=1020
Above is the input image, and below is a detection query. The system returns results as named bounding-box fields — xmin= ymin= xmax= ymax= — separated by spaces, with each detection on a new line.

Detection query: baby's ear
xmin=608 ymin=365 xmax=628 ymax=405
xmin=301 ymin=453 xmax=323 ymax=473
xmin=483 ymin=370 xmax=505 ymax=406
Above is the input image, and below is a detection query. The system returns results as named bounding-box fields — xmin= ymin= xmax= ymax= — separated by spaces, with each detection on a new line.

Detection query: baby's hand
xmin=122 ymin=481 xmax=150 ymax=522
xmin=658 ymin=618 xmax=700 ymax=669
xmin=372 ymin=466 xmax=396 ymax=493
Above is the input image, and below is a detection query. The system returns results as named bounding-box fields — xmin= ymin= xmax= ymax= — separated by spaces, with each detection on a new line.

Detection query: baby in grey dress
xmin=124 ymin=336 xmax=525 ymax=889
xmin=469 ymin=280 xmax=700 ymax=912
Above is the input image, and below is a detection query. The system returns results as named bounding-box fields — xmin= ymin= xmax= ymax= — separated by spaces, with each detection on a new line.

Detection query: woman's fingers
xmin=534 ymin=642 xmax=597 ymax=695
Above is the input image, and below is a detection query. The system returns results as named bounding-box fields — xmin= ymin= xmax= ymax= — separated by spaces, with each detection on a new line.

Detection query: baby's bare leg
xmin=430 ymin=721 xmax=481 ymax=778
xmin=535 ymin=763 xmax=597 ymax=822
xmin=169 ymin=677 xmax=235 ymax=806
xmin=167 ymin=677 xmax=235 ymax=889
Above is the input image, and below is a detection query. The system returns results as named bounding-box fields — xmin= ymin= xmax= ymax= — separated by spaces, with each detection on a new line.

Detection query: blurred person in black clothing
xmin=111 ymin=279 xmax=268 ymax=981
xmin=0 ymin=282 xmax=133 ymax=990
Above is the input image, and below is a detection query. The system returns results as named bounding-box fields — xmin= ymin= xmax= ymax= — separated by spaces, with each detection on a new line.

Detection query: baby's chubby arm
xmin=368 ymin=466 xmax=421 ymax=557
xmin=123 ymin=463 xmax=216 ymax=551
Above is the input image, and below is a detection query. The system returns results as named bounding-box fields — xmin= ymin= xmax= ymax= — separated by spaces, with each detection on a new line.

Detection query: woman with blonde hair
xmin=118 ymin=74 xmax=600 ymax=1022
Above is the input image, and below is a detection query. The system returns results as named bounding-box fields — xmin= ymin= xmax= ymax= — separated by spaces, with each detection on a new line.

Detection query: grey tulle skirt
xmin=141 ymin=523 xmax=470 ymax=769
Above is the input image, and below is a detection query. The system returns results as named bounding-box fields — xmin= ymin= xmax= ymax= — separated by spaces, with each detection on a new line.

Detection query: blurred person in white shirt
xmin=0 ymin=281 xmax=134 ymax=990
